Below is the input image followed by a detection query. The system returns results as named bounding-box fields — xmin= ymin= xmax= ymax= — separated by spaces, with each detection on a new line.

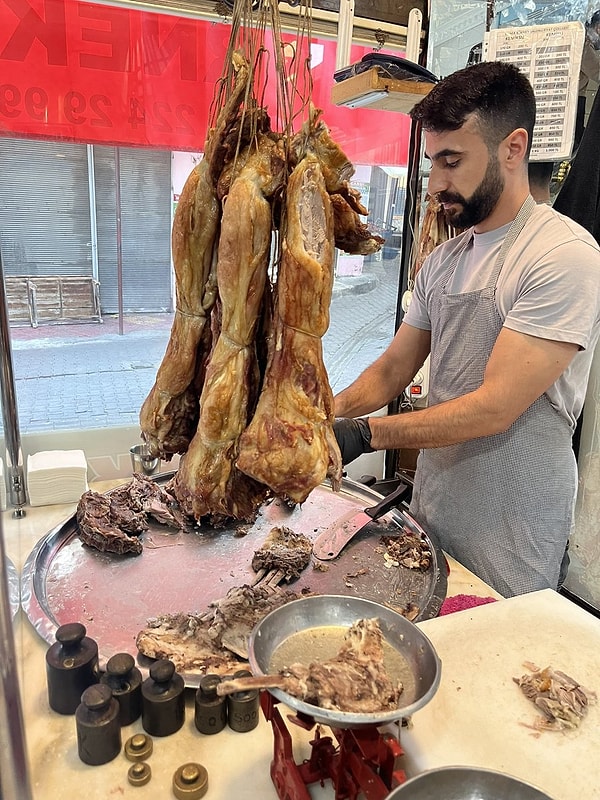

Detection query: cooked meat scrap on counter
xmin=381 ymin=530 xmax=432 ymax=571
xmin=514 ymin=662 xmax=597 ymax=731
xmin=217 ymin=617 xmax=403 ymax=714
xmin=136 ymin=584 xmax=304 ymax=669
xmin=251 ymin=526 xmax=313 ymax=580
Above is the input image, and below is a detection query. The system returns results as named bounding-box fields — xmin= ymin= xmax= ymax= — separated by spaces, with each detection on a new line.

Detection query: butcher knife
xmin=312 ymin=481 xmax=412 ymax=560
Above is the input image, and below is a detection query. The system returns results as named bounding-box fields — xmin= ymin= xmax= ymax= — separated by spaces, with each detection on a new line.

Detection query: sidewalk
xmin=3 ymin=267 xmax=399 ymax=435
xmin=9 ymin=311 xmax=175 ymax=348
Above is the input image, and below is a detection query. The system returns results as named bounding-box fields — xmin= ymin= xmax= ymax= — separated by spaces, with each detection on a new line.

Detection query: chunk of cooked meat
xmin=76 ymin=475 xmax=187 ymax=555
xmin=217 ymin=618 xmax=403 ymax=714
xmin=330 ymin=192 xmax=385 ymax=255
xmin=111 ymin=473 xmax=188 ymax=530
xmin=136 ymin=585 xmax=303 ymax=668
xmin=135 ymin=612 xmax=246 ymax=675
xmin=76 ymin=490 xmax=145 ymax=555
xmin=251 ymin=526 xmax=313 ymax=580
xmin=206 ymin=584 xmax=303 ymax=659
xmin=514 ymin=662 xmax=597 ymax=731
xmin=139 ymin=52 xmax=251 ymax=460
xmin=382 ymin=531 xmax=432 ymax=571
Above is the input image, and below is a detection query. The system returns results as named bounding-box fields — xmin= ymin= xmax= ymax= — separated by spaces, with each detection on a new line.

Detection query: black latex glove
xmin=333 ymin=417 xmax=375 ymax=465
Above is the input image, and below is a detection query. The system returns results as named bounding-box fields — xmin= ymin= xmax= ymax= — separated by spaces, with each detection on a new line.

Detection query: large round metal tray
xmin=6 ymin=556 xmax=19 ymax=620
xmin=248 ymin=594 xmax=441 ymax=728
xmin=21 ymin=474 xmax=447 ymax=687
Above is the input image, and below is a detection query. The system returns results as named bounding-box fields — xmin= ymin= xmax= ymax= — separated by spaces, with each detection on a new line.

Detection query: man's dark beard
xmin=438 ymin=156 xmax=504 ymax=228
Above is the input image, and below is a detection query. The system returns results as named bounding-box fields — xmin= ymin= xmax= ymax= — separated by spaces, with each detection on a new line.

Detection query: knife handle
xmin=364 ymin=482 xmax=411 ymax=521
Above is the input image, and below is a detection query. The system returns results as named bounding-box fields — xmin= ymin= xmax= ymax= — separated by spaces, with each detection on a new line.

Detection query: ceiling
xmin=88 ymin=0 xmax=426 ymax=50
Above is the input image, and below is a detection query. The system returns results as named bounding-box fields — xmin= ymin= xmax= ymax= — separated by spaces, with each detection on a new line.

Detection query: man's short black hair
xmin=590 ymin=9 xmax=600 ymax=26
xmin=410 ymin=61 xmax=536 ymax=156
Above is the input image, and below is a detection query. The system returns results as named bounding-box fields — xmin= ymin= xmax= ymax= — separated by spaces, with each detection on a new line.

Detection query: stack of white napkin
xmin=0 ymin=458 xmax=6 ymax=511
xmin=27 ymin=449 xmax=88 ymax=507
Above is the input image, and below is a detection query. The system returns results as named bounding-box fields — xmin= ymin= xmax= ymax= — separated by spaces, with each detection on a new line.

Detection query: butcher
xmin=333 ymin=61 xmax=600 ymax=598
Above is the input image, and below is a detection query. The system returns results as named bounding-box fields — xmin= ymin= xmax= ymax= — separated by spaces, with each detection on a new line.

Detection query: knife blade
xmin=312 ymin=481 xmax=411 ymax=560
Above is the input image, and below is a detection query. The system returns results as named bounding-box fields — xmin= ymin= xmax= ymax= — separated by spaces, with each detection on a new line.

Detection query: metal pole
xmin=115 ymin=146 xmax=124 ymax=336
xmin=0 ymin=516 xmax=33 ymax=800
xmin=0 ymin=517 xmax=32 ymax=800
xmin=384 ymin=117 xmax=423 ymax=481
xmin=0 ymin=248 xmax=26 ymax=516
xmin=87 ymin=144 xmax=100 ymax=283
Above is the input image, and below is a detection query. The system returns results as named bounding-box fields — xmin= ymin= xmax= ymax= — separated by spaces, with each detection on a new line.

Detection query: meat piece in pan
xmin=218 ymin=617 xmax=403 ymax=714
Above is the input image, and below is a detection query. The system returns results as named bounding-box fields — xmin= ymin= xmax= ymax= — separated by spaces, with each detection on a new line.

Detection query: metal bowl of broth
xmin=247 ymin=594 xmax=441 ymax=728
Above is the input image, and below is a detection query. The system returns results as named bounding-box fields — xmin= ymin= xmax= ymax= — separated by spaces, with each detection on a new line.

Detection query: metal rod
xmin=0 ymin=247 xmax=26 ymax=516
xmin=0 ymin=516 xmax=34 ymax=800
xmin=114 ymin=147 xmax=124 ymax=336
xmin=87 ymin=144 xmax=100 ymax=283
xmin=385 ymin=117 xmax=423 ymax=481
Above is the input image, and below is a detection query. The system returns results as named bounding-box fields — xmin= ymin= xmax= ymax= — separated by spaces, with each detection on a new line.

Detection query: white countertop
xmin=7 ymin=485 xmax=597 ymax=799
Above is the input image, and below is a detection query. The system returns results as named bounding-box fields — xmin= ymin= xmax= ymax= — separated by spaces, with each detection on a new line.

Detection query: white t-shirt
xmin=404 ymin=203 xmax=600 ymax=429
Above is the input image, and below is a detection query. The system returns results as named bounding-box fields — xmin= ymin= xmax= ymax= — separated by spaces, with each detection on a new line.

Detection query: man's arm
xmin=334 ymin=322 xmax=431 ymax=417
xmin=369 ymin=327 xmax=579 ymax=450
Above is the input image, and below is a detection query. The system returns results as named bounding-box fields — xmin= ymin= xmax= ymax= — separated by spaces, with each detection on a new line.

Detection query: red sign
xmin=0 ymin=0 xmax=410 ymax=164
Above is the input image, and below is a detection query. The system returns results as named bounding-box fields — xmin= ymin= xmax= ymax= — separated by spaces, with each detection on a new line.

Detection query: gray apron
xmin=410 ymin=196 xmax=576 ymax=597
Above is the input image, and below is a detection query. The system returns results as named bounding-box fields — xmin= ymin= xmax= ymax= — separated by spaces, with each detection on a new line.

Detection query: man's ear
xmin=501 ymin=128 xmax=529 ymax=169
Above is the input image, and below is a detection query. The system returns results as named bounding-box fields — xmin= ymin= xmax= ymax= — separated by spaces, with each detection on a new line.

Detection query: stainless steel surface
xmin=6 ymin=555 xmax=19 ymax=619
xmin=387 ymin=766 xmax=555 ymax=799
xmin=0 ymin=249 xmax=27 ymax=515
xmin=0 ymin=516 xmax=34 ymax=800
xmin=21 ymin=475 xmax=446 ymax=688
xmin=247 ymin=594 xmax=441 ymax=728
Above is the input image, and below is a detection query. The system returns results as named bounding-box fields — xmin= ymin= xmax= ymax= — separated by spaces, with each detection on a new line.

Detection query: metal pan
xmin=386 ymin=767 xmax=555 ymax=799
xmin=248 ymin=594 xmax=442 ymax=729
xmin=21 ymin=475 xmax=446 ymax=688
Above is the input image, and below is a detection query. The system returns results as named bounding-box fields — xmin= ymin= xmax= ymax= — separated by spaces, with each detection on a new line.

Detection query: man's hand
xmin=333 ymin=417 xmax=375 ymax=465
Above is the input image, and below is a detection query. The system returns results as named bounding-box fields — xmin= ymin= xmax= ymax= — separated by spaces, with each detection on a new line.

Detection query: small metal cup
xmin=129 ymin=444 xmax=160 ymax=476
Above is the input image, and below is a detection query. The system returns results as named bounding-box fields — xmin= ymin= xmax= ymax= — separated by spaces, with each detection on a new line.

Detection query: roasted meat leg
xmin=236 ymin=154 xmax=343 ymax=503
xmin=171 ymin=134 xmax=285 ymax=523
xmin=139 ymin=52 xmax=250 ymax=459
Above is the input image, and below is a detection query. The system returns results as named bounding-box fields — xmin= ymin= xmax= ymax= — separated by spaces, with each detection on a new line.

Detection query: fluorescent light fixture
xmin=338 ymin=90 xmax=389 ymax=109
